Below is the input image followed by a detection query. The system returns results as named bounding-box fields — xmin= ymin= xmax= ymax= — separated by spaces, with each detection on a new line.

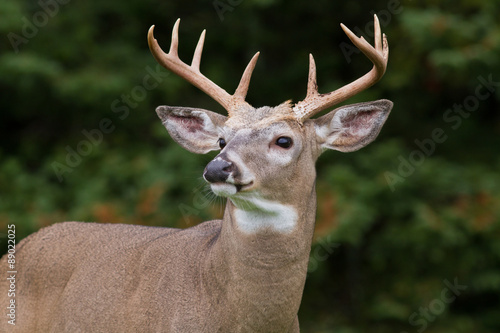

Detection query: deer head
xmin=148 ymin=16 xmax=392 ymax=234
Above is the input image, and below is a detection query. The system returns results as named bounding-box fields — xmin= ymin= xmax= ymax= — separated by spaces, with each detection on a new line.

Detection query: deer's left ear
xmin=313 ymin=99 xmax=393 ymax=152
xmin=156 ymin=106 xmax=227 ymax=154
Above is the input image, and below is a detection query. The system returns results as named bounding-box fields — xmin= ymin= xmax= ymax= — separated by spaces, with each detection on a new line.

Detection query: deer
xmin=1 ymin=15 xmax=392 ymax=332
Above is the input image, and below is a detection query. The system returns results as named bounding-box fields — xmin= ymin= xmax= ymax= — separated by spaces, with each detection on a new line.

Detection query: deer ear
xmin=313 ymin=99 xmax=393 ymax=152
xmin=156 ymin=106 xmax=227 ymax=154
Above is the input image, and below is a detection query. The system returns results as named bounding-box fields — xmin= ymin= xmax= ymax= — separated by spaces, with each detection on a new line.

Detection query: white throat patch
xmin=231 ymin=195 xmax=298 ymax=234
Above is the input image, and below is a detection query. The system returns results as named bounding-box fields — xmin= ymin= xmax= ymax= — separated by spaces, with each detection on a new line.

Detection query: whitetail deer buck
xmin=1 ymin=15 xmax=392 ymax=332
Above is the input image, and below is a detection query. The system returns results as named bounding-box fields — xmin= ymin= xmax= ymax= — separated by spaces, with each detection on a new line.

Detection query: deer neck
xmin=223 ymin=186 xmax=317 ymax=264
xmin=204 ymin=184 xmax=317 ymax=329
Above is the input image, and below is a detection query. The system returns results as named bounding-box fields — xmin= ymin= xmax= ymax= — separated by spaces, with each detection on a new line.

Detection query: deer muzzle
xmin=203 ymin=156 xmax=235 ymax=184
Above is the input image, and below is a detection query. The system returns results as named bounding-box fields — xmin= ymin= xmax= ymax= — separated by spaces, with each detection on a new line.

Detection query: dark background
xmin=1 ymin=0 xmax=499 ymax=331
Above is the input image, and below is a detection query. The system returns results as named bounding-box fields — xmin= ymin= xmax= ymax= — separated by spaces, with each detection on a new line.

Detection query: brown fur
xmin=1 ymin=189 xmax=316 ymax=332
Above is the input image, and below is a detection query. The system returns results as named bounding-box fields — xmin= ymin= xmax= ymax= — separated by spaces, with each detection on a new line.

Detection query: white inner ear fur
xmin=231 ymin=195 xmax=298 ymax=234
xmin=315 ymin=117 xmax=340 ymax=143
xmin=315 ymin=104 xmax=386 ymax=153
xmin=194 ymin=110 xmax=218 ymax=133
xmin=316 ymin=107 xmax=374 ymax=140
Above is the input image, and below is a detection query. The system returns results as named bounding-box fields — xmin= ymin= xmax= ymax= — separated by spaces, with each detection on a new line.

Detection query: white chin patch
xmin=232 ymin=196 xmax=298 ymax=234
xmin=210 ymin=183 xmax=237 ymax=197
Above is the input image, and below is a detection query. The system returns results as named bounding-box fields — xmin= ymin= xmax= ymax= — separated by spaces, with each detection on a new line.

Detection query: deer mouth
xmin=210 ymin=181 xmax=254 ymax=197
xmin=235 ymin=181 xmax=254 ymax=192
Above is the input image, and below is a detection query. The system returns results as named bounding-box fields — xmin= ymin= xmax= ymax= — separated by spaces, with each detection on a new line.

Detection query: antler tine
xmin=340 ymin=17 xmax=387 ymax=81
xmin=290 ymin=54 xmax=319 ymax=120
xmin=169 ymin=18 xmax=180 ymax=56
xmin=374 ymin=14 xmax=382 ymax=53
xmin=233 ymin=52 xmax=260 ymax=101
xmin=148 ymin=19 xmax=257 ymax=114
xmin=306 ymin=54 xmax=318 ymax=98
xmin=191 ymin=29 xmax=206 ymax=71
xmin=293 ymin=14 xmax=389 ymax=121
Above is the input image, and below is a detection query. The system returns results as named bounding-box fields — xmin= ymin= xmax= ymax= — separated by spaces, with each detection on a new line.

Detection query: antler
xmin=148 ymin=19 xmax=260 ymax=114
xmin=292 ymin=14 xmax=389 ymax=121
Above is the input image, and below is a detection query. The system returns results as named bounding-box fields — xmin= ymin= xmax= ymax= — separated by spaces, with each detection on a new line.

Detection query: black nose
xmin=203 ymin=157 xmax=234 ymax=183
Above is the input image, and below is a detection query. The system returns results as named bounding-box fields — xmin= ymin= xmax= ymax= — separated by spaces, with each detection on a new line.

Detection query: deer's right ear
xmin=313 ymin=99 xmax=393 ymax=153
xmin=156 ymin=106 xmax=227 ymax=154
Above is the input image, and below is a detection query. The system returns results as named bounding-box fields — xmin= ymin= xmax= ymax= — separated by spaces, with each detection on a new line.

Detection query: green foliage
xmin=302 ymin=142 xmax=500 ymax=332
xmin=1 ymin=0 xmax=499 ymax=331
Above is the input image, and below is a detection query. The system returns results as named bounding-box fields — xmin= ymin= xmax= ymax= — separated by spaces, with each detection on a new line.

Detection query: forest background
xmin=1 ymin=0 xmax=500 ymax=331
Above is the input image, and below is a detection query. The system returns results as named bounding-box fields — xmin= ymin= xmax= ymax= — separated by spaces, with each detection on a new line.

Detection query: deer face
xmin=157 ymin=103 xmax=310 ymax=203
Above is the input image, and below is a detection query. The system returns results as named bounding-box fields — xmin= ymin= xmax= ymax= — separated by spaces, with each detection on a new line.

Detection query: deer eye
xmin=218 ymin=138 xmax=226 ymax=149
xmin=275 ymin=136 xmax=293 ymax=149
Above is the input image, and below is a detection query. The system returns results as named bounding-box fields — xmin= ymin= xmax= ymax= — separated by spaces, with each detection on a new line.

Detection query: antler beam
xmin=148 ymin=19 xmax=260 ymax=114
xmin=292 ymin=14 xmax=389 ymax=121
